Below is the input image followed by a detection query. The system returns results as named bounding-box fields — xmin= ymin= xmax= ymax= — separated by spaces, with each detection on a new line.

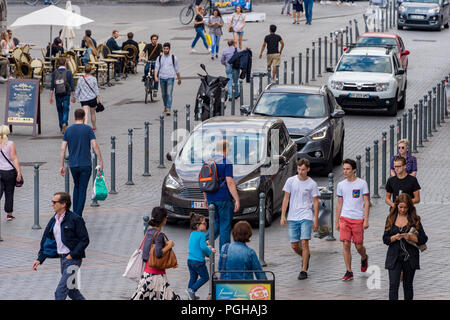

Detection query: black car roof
xmin=263 ymin=84 xmax=326 ymax=95
xmin=199 ymin=116 xmax=282 ymax=130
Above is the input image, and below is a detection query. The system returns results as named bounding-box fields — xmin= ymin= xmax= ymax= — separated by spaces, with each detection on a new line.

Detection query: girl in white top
xmin=0 ymin=125 xmax=22 ymax=221
xmin=0 ymin=31 xmax=11 ymax=55
xmin=229 ymin=5 xmax=245 ymax=50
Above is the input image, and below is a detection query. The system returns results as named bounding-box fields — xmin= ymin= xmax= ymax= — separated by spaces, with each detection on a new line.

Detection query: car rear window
xmin=337 ymin=55 xmax=392 ymax=73
xmin=356 ymin=37 xmax=399 ymax=53
xmin=253 ymin=93 xmax=326 ymax=118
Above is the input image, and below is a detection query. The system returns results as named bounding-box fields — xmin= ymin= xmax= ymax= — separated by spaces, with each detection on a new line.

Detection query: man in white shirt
xmin=335 ymin=159 xmax=370 ymax=281
xmin=281 ymin=158 xmax=319 ymax=280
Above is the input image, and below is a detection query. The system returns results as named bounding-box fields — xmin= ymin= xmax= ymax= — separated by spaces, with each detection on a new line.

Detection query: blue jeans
xmin=144 ymin=62 xmax=158 ymax=90
xmin=55 ymin=257 xmax=85 ymax=300
xmin=192 ymin=27 xmax=209 ymax=49
xmin=187 ymin=259 xmax=210 ymax=292
xmin=206 ymin=200 xmax=234 ymax=251
xmin=282 ymin=0 xmax=291 ymax=13
xmin=70 ymin=166 xmax=91 ymax=217
xmin=160 ymin=78 xmax=174 ymax=110
xmin=304 ymin=0 xmax=313 ymax=22
xmin=211 ymin=35 xmax=220 ymax=55
xmin=55 ymin=94 xmax=70 ymax=131
xmin=225 ymin=65 xmax=239 ymax=98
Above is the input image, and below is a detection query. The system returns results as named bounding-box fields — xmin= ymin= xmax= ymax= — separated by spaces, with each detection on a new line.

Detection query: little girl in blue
xmin=186 ymin=213 xmax=215 ymax=300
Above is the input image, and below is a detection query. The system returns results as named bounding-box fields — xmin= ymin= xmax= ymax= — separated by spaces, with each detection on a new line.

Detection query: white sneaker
xmin=208 ymin=47 xmax=212 ymax=53
xmin=190 ymin=48 xmax=197 ymax=54
xmin=0 ymin=77 xmax=7 ymax=83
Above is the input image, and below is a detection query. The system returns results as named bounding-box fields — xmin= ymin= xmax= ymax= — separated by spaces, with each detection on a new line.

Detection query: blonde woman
xmin=73 ymin=64 xmax=101 ymax=130
xmin=0 ymin=31 xmax=11 ymax=55
xmin=81 ymin=37 xmax=98 ymax=66
xmin=0 ymin=125 xmax=22 ymax=221
xmin=229 ymin=5 xmax=245 ymax=50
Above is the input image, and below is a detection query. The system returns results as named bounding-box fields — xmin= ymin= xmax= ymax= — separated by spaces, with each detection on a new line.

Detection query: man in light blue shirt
xmin=154 ymin=42 xmax=181 ymax=116
xmin=221 ymin=39 xmax=240 ymax=101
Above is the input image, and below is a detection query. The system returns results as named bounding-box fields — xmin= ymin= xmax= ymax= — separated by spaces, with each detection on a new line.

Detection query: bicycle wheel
xmin=145 ymin=78 xmax=150 ymax=104
xmin=24 ymin=0 xmax=39 ymax=5
xmin=204 ymin=5 xmax=211 ymax=18
xmin=180 ymin=6 xmax=194 ymax=25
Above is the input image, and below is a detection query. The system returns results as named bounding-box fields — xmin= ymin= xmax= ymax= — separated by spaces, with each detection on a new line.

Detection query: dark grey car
xmin=398 ymin=0 xmax=450 ymax=30
xmin=241 ymin=84 xmax=345 ymax=175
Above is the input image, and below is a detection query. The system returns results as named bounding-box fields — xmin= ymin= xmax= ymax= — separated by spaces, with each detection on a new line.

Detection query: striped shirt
xmin=75 ymin=75 xmax=99 ymax=102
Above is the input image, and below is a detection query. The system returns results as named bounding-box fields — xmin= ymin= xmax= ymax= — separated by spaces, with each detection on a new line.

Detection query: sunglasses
xmin=398 ymin=146 xmax=406 ymax=149
xmin=51 ymin=200 xmax=60 ymax=204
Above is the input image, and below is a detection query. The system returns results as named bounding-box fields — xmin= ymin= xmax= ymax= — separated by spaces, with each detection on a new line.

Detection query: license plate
xmin=410 ymin=15 xmax=425 ymax=20
xmin=191 ymin=201 xmax=206 ymax=209
xmin=349 ymin=93 xmax=370 ymax=99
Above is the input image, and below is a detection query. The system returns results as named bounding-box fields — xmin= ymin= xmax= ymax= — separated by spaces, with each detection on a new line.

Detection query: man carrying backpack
xmin=50 ymin=57 xmax=75 ymax=134
xmin=200 ymin=139 xmax=240 ymax=251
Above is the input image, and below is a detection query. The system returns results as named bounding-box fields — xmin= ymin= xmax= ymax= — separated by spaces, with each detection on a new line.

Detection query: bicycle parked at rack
xmin=179 ymin=0 xmax=212 ymax=25
xmin=25 ymin=0 xmax=61 ymax=5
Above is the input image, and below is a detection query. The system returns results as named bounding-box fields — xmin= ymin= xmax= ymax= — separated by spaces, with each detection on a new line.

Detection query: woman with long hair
xmin=0 ymin=31 xmax=11 ymax=55
xmin=0 ymin=125 xmax=22 ymax=221
xmin=81 ymin=37 xmax=98 ymax=66
xmin=229 ymin=5 xmax=245 ymax=50
xmin=383 ymin=193 xmax=428 ymax=300
xmin=131 ymin=207 xmax=180 ymax=300
xmin=208 ymin=8 xmax=224 ymax=60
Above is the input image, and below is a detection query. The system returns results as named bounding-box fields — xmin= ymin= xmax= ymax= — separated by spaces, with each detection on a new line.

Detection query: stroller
xmin=194 ymin=64 xmax=229 ymax=121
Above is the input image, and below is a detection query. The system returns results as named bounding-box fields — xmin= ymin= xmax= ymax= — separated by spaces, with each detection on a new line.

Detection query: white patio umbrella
xmin=10 ymin=4 xmax=93 ymax=45
xmin=60 ymin=1 xmax=76 ymax=50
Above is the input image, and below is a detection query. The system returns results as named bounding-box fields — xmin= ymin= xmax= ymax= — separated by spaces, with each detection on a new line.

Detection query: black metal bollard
xmin=143 ymin=216 xmax=150 ymax=234
xmin=259 ymin=72 xmax=264 ymax=95
xmin=249 ymin=76 xmax=254 ymax=109
xmin=32 ymin=164 xmax=41 ymax=230
xmin=143 ymin=122 xmax=151 ymax=177
xmin=324 ymin=36 xmax=328 ymax=69
xmin=305 ymin=48 xmax=310 ymax=84
xmin=267 ymin=67 xmax=271 ymax=85
xmin=418 ymin=100 xmax=424 ymax=147
xmin=340 ymin=31 xmax=344 ymax=56
xmin=349 ymin=20 xmax=353 ymax=43
xmin=110 ymin=136 xmax=118 ymax=193
xmin=356 ymin=154 xmax=362 ymax=178
xmin=354 ymin=19 xmax=360 ymax=39
xmin=440 ymin=80 xmax=445 ymax=122
xmin=444 ymin=77 xmax=449 ymax=117
xmin=381 ymin=10 xmax=385 ymax=32
xmin=373 ymin=140 xmax=380 ymax=198
xmin=239 ymin=80 xmax=244 ymax=107
xmin=326 ymin=173 xmax=336 ymax=241
xmin=231 ymin=83 xmax=236 ymax=115
xmin=335 ymin=32 xmax=339 ymax=65
xmin=433 ymin=86 xmax=439 ymax=129
xmin=173 ymin=110 xmax=178 ymax=148
xmin=413 ymin=105 xmax=418 ymax=153
xmin=291 ymin=56 xmax=295 ymax=84
xmin=396 ymin=117 xmax=401 ymax=143
xmin=311 ymin=41 xmax=316 ymax=81
xmin=363 ymin=14 xmax=369 ymax=33
xmin=276 ymin=65 xmax=280 ymax=85
xmin=345 ymin=26 xmax=349 ymax=47
xmin=91 ymin=151 xmax=100 ymax=207
xmin=64 ymin=154 xmax=70 ymax=194
xmin=283 ymin=60 xmax=287 ymax=84
xmin=209 ymin=92 xmax=214 ymax=119
xmin=389 ymin=124 xmax=395 ymax=167
xmin=423 ymin=95 xmax=428 ymax=141
xmin=126 ymin=129 xmax=134 ymax=185
xmin=402 ymin=112 xmax=407 ymax=139
xmin=298 ymin=52 xmax=303 ymax=85
xmin=158 ymin=115 xmax=166 ymax=168
xmin=318 ymin=38 xmax=322 ymax=77
xmin=381 ymin=132 xmax=387 ymax=189
xmin=329 ymin=32 xmax=333 ymax=67
xmin=186 ymin=104 xmax=191 ymax=132
xmin=221 ymin=87 xmax=226 ymax=116
xmin=365 ymin=146 xmax=371 ymax=196
xmin=428 ymin=91 xmax=433 ymax=137
xmin=407 ymin=108 xmax=413 ymax=145
xmin=390 ymin=1 xmax=393 ymax=29
xmin=208 ymin=203 xmax=215 ymax=296
xmin=259 ymin=193 xmax=266 ymax=266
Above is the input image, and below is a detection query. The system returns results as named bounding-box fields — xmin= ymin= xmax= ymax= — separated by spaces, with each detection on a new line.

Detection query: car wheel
xmin=333 ymin=137 xmax=344 ymax=166
xmin=387 ymin=93 xmax=399 ymax=116
xmin=398 ymin=90 xmax=406 ymax=110
xmin=264 ymin=192 xmax=273 ymax=227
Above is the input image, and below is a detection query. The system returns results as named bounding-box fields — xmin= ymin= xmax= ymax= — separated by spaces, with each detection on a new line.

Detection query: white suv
xmin=327 ymin=46 xmax=407 ymax=116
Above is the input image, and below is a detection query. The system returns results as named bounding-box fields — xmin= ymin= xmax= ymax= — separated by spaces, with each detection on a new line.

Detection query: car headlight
xmin=165 ymin=174 xmax=182 ymax=190
xmin=310 ymin=126 xmax=328 ymax=140
xmin=330 ymin=81 xmax=344 ymax=90
xmin=428 ymin=7 xmax=439 ymax=14
xmin=399 ymin=5 xmax=407 ymax=13
xmin=376 ymin=82 xmax=390 ymax=92
xmin=237 ymin=177 xmax=260 ymax=191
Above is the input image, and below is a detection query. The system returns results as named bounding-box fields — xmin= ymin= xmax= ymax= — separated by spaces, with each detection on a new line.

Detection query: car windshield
xmin=179 ymin=128 xmax=266 ymax=165
xmin=403 ymin=0 xmax=439 ymax=3
xmin=356 ymin=37 xmax=399 ymax=53
xmin=253 ymin=93 xmax=326 ymax=118
xmin=337 ymin=55 xmax=392 ymax=73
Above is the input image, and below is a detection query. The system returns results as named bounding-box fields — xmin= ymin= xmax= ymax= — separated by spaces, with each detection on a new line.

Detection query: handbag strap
xmin=82 ymin=76 xmax=97 ymax=97
xmin=148 ymin=44 xmax=158 ymax=60
xmin=0 ymin=148 xmax=16 ymax=171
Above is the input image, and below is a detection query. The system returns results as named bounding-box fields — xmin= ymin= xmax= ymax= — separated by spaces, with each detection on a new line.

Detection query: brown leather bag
xmin=147 ymin=231 xmax=178 ymax=270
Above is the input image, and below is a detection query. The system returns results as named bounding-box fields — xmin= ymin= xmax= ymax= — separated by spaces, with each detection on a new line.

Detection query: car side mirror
xmin=401 ymin=50 xmax=410 ymax=56
xmin=396 ymin=68 xmax=405 ymax=75
xmin=326 ymin=67 xmax=334 ymax=73
xmin=331 ymin=109 xmax=345 ymax=118
xmin=240 ymin=105 xmax=250 ymax=115
xmin=166 ymin=152 xmax=176 ymax=161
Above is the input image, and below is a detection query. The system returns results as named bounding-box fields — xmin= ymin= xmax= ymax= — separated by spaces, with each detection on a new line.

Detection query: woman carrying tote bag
xmin=131 ymin=207 xmax=180 ymax=300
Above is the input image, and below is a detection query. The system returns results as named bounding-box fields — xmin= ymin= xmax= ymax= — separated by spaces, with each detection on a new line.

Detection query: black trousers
xmin=0 ymin=169 xmax=17 ymax=213
xmin=388 ymin=257 xmax=416 ymax=300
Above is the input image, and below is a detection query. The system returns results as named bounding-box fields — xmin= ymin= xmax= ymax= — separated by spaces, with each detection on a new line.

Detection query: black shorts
xmin=80 ymin=98 xmax=97 ymax=108
xmin=293 ymin=3 xmax=304 ymax=11
xmin=195 ymin=0 xmax=202 ymax=5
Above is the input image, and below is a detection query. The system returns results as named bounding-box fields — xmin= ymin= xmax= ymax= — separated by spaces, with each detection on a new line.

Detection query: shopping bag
xmin=205 ymin=34 xmax=212 ymax=47
xmin=123 ymin=237 xmax=146 ymax=282
xmin=91 ymin=167 xmax=108 ymax=201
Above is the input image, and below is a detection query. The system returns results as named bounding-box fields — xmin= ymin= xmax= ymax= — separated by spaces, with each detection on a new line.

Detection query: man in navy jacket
xmin=32 ymin=192 xmax=89 ymax=300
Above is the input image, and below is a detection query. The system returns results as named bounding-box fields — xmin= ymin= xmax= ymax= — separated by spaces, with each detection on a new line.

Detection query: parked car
xmin=327 ymin=46 xmax=407 ymax=116
xmin=398 ymin=0 xmax=450 ymax=31
xmin=241 ymin=84 xmax=345 ymax=175
xmin=355 ymin=32 xmax=410 ymax=70
xmin=160 ymin=116 xmax=297 ymax=226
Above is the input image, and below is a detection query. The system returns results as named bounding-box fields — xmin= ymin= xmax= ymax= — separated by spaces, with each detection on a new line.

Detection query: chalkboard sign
xmin=4 ymin=79 xmax=41 ymax=136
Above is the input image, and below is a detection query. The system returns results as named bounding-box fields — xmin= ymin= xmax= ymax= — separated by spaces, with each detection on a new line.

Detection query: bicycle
xmin=179 ymin=0 xmax=212 ymax=25
xmin=143 ymin=60 xmax=156 ymax=104
xmin=25 ymin=0 xmax=62 ymax=5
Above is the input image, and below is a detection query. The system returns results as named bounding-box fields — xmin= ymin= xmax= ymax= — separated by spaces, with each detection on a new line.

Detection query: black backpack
xmin=198 ymin=158 xmax=226 ymax=193
xmin=54 ymin=69 xmax=70 ymax=96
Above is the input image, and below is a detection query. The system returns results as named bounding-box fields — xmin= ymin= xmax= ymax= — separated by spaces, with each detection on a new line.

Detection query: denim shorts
xmin=234 ymin=31 xmax=244 ymax=35
xmin=288 ymin=219 xmax=313 ymax=242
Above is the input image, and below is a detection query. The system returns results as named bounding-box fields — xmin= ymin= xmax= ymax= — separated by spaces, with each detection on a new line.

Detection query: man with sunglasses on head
xmin=385 ymin=156 xmax=421 ymax=208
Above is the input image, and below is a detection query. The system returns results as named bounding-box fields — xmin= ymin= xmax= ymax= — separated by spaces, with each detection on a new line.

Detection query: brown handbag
xmin=147 ymin=231 xmax=178 ymax=269
xmin=228 ymin=25 xmax=233 ymax=33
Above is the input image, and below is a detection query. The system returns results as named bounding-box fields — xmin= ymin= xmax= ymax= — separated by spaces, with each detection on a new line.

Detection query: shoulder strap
xmin=148 ymin=44 xmax=158 ymax=59
xmin=172 ymin=54 xmax=175 ymax=71
xmin=0 ymin=148 xmax=15 ymax=171
xmin=82 ymin=76 xmax=96 ymax=96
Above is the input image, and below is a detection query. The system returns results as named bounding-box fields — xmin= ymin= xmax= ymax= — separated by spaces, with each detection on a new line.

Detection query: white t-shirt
xmin=282 ymin=176 xmax=320 ymax=221
xmin=337 ymin=178 xmax=369 ymax=220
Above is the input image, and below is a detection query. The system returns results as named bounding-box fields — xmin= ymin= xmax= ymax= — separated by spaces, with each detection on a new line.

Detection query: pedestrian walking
xmin=303 ymin=0 xmax=314 ymax=24
xmin=131 ymin=207 xmax=180 ymax=300
xmin=385 ymin=156 xmax=421 ymax=208
xmin=292 ymin=0 xmax=304 ymax=24
xmin=154 ymin=42 xmax=181 ymax=116
xmin=190 ymin=6 xmax=210 ymax=54
xmin=203 ymin=139 xmax=240 ymax=250
xmin=60 ymin=109 xmax=103 ymax=217
xmin=280 ymin=158 xmax=319 ymax=280
xmin=281 ymin=0 xmax=291 ymax=15
xmin=208 ymin=8 xmax=224 ymax=60
xmin=390 ymin=139 xmax=417 ymax=177
xmin=221 ymin=39 xmax=240 ymax=100
xmin=50 ymin=57 xmax=75 ymax=134
xmin=0 ymin=125 xmax=22 ymax=221
xmin=32 ymin=192 xmax=90 ymax=300
xmin=73 ymin=65 xmax=102 ymax=131
xmin=186 ymin=213 xmax=215 ymax=300
xmin=139 ymin=34 xmax=162 ymax=98
xmin=218 ymin=221 xmax=267 ymax=280
xmin=383 ymin=193 xmax=428 ymax=300
xmin=335 ymin=158 xmax=370 ymax=281
xmin=229 ymin=5 xmax=246 ymax=50
xmin=259 ymin=24 xmax=284 ymax=80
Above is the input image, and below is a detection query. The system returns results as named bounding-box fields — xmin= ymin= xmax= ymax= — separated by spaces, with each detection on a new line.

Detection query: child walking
xmin=186 ymin=213 xmax=215 ymax=300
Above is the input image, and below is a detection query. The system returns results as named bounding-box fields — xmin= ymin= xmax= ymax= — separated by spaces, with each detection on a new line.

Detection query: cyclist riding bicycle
xmin=139 ymin=34 xmax=163 ymax=98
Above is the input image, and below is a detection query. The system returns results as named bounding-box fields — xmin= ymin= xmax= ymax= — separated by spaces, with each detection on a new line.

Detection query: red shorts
xmin=339 ymin=216 xmax=364 ymax=244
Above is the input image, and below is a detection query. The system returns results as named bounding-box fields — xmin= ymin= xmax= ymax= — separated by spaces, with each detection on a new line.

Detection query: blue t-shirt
xmin=63 ymin=124 xmax=96 ymax=168
xmin=188 ymin=230 xmax=212 ymax=262
xmin=206 ymin=154 xmax=233 ymax=202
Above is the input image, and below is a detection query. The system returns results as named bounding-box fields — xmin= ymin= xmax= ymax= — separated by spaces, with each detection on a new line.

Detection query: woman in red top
xmin=131 ymin=207 xmax=180 ymax=300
